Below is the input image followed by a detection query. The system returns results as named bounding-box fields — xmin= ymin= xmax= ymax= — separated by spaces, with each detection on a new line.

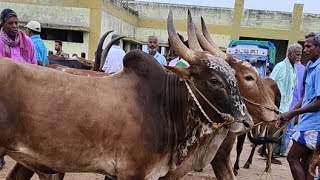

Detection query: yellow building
xmin=1 ymin=0 xmax=319 ymax=62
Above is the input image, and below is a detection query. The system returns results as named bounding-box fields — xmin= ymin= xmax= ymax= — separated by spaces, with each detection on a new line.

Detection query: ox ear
xmin=165 ymin=66 xmax=190 ymax=79
xmin=225 ymin=54 xmax=237 ymax=64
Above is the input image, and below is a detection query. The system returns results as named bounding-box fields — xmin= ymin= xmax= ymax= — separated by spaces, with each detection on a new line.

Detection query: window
xmin=40 ymin=29 xmax=84 ymax=43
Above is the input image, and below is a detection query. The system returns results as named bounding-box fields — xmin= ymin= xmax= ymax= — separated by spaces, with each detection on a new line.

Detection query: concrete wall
xmin=129 ymin=2 xmax=233 ymax=25
xmin=242 ymin=9 xmax=292 ymax=30
xmin=101 ymin=11 xmax=136 ymax=48
xmin=301 ymin=13 xmax=320 ymax=32
xmin=0 ymin=2 xmax=90 ymax=28
xmin=129 ymin=1 xmax=233 ymax=46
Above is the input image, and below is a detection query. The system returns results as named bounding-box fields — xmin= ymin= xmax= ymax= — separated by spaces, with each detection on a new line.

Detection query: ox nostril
xmin=243 ymin=120 xmax=251 ymax=128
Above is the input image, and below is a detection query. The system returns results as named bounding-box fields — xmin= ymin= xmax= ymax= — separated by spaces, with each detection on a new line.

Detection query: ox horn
xmin=167 ymin=9 xmax=196 ymax=62
xmin=194 ymin=22 xmax=227 ymax=59
xmin=93 ymin=30 xmax=114 ymax=71
xmin=99 ymin=35 xmax=126 ymax=71
xmin=187 ymin=9 xmax=202 ymax=52
xmin=201 ymin=16 xmax=234 ymax=62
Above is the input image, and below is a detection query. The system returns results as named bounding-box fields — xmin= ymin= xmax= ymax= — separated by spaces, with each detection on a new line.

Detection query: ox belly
xmin=0 ymin=82 xmax=168 ymax=177
xmin=7 ymin=146 xmax=117 ymax=175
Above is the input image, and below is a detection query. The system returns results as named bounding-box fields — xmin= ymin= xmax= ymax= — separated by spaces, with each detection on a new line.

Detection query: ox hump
xmin=123 ymin=49 xmax=166 ymax=77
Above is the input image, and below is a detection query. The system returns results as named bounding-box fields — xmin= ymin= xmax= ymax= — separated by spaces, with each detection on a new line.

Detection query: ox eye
xmin=210 ymin=79 xmax=220 ymax=85
xmin=245 ymin=75 xmax=254 ymax=81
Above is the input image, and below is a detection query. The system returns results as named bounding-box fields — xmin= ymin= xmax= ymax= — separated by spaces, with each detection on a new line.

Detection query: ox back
xmin=49 ymin=59 xmax=92 ymax=70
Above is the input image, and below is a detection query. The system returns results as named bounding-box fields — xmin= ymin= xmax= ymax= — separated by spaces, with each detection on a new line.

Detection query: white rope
xmin=184 ymin=81 xmax=214 ymax=124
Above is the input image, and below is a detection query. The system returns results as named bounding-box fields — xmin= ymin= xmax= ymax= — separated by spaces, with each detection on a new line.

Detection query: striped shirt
xmin=30 ymin=34 xmax=48 ymax=66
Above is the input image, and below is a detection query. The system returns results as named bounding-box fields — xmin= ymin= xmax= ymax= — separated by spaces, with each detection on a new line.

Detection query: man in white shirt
xmin=147 ymin=35 xmax=167 ymax=66
xmin=102 ymin=34 xmax=126 ymax=74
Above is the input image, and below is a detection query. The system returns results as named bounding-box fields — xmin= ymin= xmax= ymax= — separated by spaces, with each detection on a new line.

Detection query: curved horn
xmin=201 ymin=16 xmax=234 ymax=61
xmin=167 ymin=9 xmax=196 ymax=62
xmin=200 ymin=17 xmax=220 ymax=49
xmin=194 ymin=23 xmax=228 ymax=59
xmin=187 ymin=9 xmax=202 ymax=52
xmin=93 ymin=30 xmax=114 ymax=71
xmin=99 ymin=35 xmax=126 ymax=71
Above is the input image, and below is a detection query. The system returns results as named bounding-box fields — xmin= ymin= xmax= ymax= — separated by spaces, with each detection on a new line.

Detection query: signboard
xmin=227 ymin=45 xmax=268 ymax=56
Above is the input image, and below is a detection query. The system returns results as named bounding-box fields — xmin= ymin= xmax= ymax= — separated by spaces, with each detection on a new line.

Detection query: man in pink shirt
xmin=0 ymin=8 xmax=36 ymax=170
xmin=0 ymin=8 xmax=36 ymax=64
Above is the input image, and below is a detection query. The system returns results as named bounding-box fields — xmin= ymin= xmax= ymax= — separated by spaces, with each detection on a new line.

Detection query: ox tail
xmin=247 ymin=131 xmax=280 ymax=145
xmin=93 ymin=30 xmax=114 ymax=71
xmin=99 ymin=35 xmax=126 ymax=71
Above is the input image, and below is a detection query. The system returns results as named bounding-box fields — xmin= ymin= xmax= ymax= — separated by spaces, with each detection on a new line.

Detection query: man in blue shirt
xmin=25 ymin=21 xmax=48 ymax=66
xmin=279 ymin=32 xmax=320 ymax=180
xmin=147 ymin=35 xmax=167 ymax=66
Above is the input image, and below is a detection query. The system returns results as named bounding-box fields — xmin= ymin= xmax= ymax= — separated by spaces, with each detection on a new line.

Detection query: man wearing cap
xmin=25 ymin=20 xmax=48 ymax=66
xmin=0 ymin=8 xmax=36 ymax=64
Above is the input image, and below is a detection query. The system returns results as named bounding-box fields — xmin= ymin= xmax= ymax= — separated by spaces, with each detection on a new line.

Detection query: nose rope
xmin=184 ymin=81 xmax=235 ymax=129
xmin=242 ymin=96 xmax=280 ymax=114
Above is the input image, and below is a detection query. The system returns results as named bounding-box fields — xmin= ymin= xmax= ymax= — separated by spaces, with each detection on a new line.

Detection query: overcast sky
xmin=136 ymin=0 xmax=320 ymax=14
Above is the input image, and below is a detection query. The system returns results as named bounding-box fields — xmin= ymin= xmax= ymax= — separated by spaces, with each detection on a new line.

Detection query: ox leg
xmin=211 ymin=132 xmax=237 ymax=180
xmin=265 ymin=143 xmax=274 ymax=172
xmin=243 ymin=144 xmax=256 ymax=169
xmin=232 ymin=133 xmax=246 ymax=175
xmin=6 ymin=163 xmax=34 ymax=180
xmin=258 ymin=143 xmax=267 ymax=157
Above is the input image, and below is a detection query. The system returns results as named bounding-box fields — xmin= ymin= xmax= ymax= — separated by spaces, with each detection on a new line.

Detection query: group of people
xmin=269 ymin=33 xmax=320 ymax=180
xmin=102 ymin=33 xmax=190 ymax=74
xmin=1 ymin=7 xmax=320 ymax=180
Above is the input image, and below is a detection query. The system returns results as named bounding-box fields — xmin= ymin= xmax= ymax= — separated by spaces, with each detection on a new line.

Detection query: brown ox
xmin=5 ymin=32 xmax=121 ymax=180
xmin=0 ymin=10 xmax=253 ymax=180
xmin=185 ymin=15 xmax=280 ymax=180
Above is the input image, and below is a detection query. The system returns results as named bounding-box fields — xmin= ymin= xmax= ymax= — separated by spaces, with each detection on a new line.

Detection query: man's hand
xmin=275 ymin=112 xmax=290 ymax=128
xmin=309 ymin=155 xmax=320 ymax=177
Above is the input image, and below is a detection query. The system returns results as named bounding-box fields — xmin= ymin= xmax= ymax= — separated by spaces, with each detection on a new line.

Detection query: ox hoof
xmin=271 ymin=158 xmax=282 ymax=165
xmin=243 ymin=163 xmax=250 ymax=169
xmin=233 ymin=169 xmax=238 ymax=176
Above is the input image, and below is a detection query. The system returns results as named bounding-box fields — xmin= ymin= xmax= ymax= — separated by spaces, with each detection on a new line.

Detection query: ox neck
xmin=164 ymin=73 xmax=216 ymax=166
xmin=163 ymin=73 xmax=189 ymax=145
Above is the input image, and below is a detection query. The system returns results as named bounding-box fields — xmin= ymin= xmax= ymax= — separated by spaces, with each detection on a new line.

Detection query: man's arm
xmin=287 ymin=97 xmax=320 ymax=118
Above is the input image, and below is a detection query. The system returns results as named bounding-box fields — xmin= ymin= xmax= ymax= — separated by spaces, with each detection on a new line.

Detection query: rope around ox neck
xmin=184 ymin=81 xmax=235 ymax=129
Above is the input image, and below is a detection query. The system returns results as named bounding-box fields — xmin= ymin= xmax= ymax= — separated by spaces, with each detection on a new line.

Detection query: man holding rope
xmin=279 ymin=32 xmax=320 ymax=180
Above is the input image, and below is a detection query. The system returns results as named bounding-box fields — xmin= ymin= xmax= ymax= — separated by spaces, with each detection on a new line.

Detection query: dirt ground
xmin=0 ymin=139 xmax=293 ymax=180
